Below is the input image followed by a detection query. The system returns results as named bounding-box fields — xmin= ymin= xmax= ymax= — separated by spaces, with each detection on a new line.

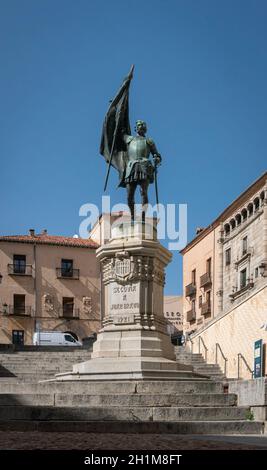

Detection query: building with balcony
xmin=0 ymin=230 xmax=100 ymax=345
xmin=181 ymin=171 xmax=267 ymax=378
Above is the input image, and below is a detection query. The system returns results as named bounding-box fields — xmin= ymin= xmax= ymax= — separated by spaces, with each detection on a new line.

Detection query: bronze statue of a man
xmin=100 ymin=66 xmax=162 ymax=221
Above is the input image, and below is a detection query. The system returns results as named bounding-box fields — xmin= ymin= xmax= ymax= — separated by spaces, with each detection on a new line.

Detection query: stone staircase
xmin=0 ymin=349 xmax=264 ymax=435
xmin=175 ymin=346 xmax=225 ymax=380
xmin=0 ymin=349 xmax=91 ymax=382
xmin=0 ymin=378 xmax=264 ymax=435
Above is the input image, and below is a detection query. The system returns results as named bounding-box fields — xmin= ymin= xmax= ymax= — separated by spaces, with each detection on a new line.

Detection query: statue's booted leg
xmin=140 ymin=179 xmax=149 ymax=223
xmin=126 ymin=182 xmax=137 ymax=222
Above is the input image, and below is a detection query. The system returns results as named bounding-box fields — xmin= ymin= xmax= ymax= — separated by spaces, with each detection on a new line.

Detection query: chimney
xmin=41 ymin=229 xmax=48 ymax=235
xmin=29 ymin=229 xmax=35 ymax=237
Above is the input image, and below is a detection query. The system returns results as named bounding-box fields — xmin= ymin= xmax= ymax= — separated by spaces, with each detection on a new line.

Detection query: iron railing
xmin=8 ymin=264 xmax=33 ymax=276
xmin=215 ymin=343 xmax=228 ymax=376
xmin=200 ymin=272 xmax=212 ymax=288
xmin=201 ymin=301 xmax=211 ymax=315
xmin=2 ymin=305 xmax=32 ymax=316
xmin=186 ymin=308 xmax=196 ymax=323
xmin=237 ymin=353 xmax=253 ymax=379
xmin=185 ymin=283 xmax=196 ymax=297
xmin=56 ymin=268 xmax=80 ymax=280
xmin=198 ymin=336 xmax=208 ymax=361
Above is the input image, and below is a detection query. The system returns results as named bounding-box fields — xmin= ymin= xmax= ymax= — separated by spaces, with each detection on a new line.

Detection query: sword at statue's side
xmin=154 ymin=159 xmax=159 ymax=208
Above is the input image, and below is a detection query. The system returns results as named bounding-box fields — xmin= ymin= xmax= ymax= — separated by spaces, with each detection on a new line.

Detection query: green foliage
xmin=245 ymin=409 xmax=254 ymax=421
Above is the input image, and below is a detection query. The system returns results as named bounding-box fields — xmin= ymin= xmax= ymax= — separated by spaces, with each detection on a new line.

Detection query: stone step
xmin=0 ymin=393 xmax=237 ymax=407
xmin=0 ymin=405 xmax=251 ymax=421
xmin=0 ymin=419 xmax=262 ymax=435
xmin=0 ymin=380 xmax=224 ymax=395
xmin=0 ymin=356 xmax=88 ymax=360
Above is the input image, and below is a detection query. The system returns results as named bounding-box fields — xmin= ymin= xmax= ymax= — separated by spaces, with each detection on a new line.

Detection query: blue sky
xmin=0 ymin=0 xmax=266 ymax=294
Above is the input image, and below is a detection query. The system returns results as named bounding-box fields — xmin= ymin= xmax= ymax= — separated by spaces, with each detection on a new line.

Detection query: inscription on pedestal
xmin=109 ymin=282 xmax=140 ymax=322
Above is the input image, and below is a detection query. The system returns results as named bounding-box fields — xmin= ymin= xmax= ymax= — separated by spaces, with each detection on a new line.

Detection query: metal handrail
xmin=198 ymin=336 xmax=208 ymax=361
xmin=215 ymin=343 xmax=228 ymax=376
xmin=237 ymin=353 xmax=253 ymax=379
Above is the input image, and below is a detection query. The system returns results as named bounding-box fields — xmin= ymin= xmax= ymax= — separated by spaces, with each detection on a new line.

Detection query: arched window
xmin=254 ymin=197 xmax=260 ymax=212
xmin=260 ymin=191 xmax=265 ymax=205
xmin=241 ymin=208 xmax=247 ymax=222
xmin=230 ymin=218 xmax=236 ymax=230
xmin=235 ymin=214 xmax=241 ymax=226
xmin=224 ymin=223 xmax=230 ymax=236
xmin=248 ymin=203 xmax=253 ymax=217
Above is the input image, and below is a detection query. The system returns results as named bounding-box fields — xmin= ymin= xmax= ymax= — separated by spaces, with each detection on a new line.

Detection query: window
xmin=12 ymin=330 xmax=24 ymax=345
xmin=206 ymin=290 xmax=211 ymax=306
xmin=192 ymin=269 xmax=196 ymax=285
xmin=206 ymin=258 xmax=212 ymax=275
xmin=13 ymin=294 xmax=25 ymax=315
xmin=61 ymin=259 xmax=73 ymax=277
xmin=236 ymin=214 xmax=241 ymax=226
xmin=248 ymin=203 xmax=253 ymax=217
xmin=254 ymin=198 xmax=260 ymax=211
xmin=13 ymin=255 xmax=26 ymax=274
xmin=64 ymin=334 xmax=75 ymax=343
xmin=255 ymin=267 xmax=259 ymax=278
xmin=192 ymin=299 xmax=196 ymax=313
xmin=63 ymin=297 xmax=74 ymax=316
xmin=224 ymin=223 xmax=230 ymax=236
xmin=225 ymin=248 xmax=231 ymax=266
xmin=230 ymin=219 xmax=236 ymax=230
xmin=242 ymin=236 xmax=248 ymax=256
xmin=240 ymin=268 xmax=247 ymax=289
xmin=241 ymin=209 xmax=247 ymax=221
xmin=199 ymin=295 xmax=202 ymax=308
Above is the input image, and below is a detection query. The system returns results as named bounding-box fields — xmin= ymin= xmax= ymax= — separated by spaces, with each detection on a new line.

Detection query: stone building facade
xmin=163 ymin=296 xmax=183 ymax=337
xmin=0 ymin=230 xmax=100 ymax=345
xmin=181 ymin=171 xmax=267 ymax=378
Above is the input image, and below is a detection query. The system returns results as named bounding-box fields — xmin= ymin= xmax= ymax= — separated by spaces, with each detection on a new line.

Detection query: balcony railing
xmin=200 ymin=272 xmax=212 ymax=288
xmin=201 ymin=301 xmax=211 ymax=315
xmin=2 ymin=305 xmax=32 ymax=316
xmin=56 ymin=268 xmax=80 ymax=280
xmin=8 ymin=264 xmax=33 ymax=276
xmin=186 ymin=309 xmax=196 ymax=323
xmin=229 ymin=280 xmax=254 ymax=301
xmin=59 ymin=307 xmax=79 ymax=319
xmin=185 ymin=283 xmax=196 ymax=297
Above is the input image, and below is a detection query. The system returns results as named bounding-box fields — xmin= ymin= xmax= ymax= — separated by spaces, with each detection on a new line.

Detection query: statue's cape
xmin=99 ymin=68 xmax=133 ymax=185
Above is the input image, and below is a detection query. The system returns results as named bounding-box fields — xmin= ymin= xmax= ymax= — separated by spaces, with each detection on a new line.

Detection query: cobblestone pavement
xmin=0 ymin=432 xmax=264 ymax=450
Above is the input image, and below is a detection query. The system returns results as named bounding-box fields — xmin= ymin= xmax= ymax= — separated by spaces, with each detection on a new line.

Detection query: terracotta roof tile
xmin=0 ymin=234 xmax=99 ymax=249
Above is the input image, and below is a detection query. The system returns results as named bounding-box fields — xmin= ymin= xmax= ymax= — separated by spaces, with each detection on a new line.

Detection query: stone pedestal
xmin=56 ymin=219 xmax=193 ymax=381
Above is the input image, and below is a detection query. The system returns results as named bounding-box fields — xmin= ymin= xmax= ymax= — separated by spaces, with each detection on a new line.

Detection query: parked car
xmin=33 ymin=331 xmax=82 ymax=346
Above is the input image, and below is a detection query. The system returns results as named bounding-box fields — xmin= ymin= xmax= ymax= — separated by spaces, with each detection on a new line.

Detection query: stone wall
xmin=189 ymin=286 xmax=267 ymax=379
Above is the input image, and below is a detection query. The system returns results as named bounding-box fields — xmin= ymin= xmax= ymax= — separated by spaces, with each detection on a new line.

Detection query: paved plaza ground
xmin=0 ymin=432 xmax=266 ymax=450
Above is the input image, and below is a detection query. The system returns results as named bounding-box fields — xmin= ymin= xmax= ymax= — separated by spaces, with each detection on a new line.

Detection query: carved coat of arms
xmin=112 ymin=251 xmax=137 ymax=283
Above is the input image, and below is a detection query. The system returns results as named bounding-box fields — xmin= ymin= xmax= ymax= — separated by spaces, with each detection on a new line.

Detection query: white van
xmin=33 ymin=331 xmax=82 ymax=347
